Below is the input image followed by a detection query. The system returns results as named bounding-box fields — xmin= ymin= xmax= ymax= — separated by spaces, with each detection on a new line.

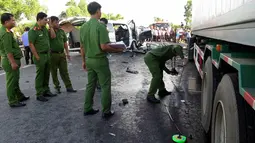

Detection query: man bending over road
xmin=144 ymin=44 xmax=184 ymax=103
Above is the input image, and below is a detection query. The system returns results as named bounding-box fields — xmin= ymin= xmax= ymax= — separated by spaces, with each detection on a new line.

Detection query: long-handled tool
xmin=162 ymin=102 xmax=187 ymax=143
xmin=163 ymin=49 xmax=189 ymax=143
xmin=165 ymin=65 xmax=188 ymax=143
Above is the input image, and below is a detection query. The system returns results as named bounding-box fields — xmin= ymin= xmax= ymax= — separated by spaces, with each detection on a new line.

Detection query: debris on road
xmin=122 ymin=61 xmax=128 ymax=64
xmin=122 ymin=99 xmax=129 ymax=105
xmin=109 ymin=133 xmax=116 ymax=137
xmin=181 ymin=100 xmax=185 ymax=103
xmin=25 ymin=81 xmax=29 ymax=83
xmin=189 ymin=134 xmax=193 ymax=139
xmin=119 ymin=99 xmax=129 ymax=106
xmin=110 ymin=121 xmax=118 ymax=127
xmin=126 ymin=67 xmax=139 ymax=74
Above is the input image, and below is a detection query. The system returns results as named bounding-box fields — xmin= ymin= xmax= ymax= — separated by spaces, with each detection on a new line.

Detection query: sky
xmin=39 ymin=0 xmax=187 ymax=26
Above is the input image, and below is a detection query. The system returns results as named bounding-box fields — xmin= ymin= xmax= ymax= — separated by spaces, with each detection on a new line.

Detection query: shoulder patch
xmin=33 ymin=27 xmax=41 ymax=31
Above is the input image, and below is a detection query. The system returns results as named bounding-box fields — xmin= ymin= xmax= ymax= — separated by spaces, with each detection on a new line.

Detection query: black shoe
xmin=10 ymin=102 xmax=26 ymax=108
xmin=158 ymin=90 xmax=172 ymax=98
xmin=37 ymin=96 xmax=48 ymax=102
xmin=102 ymin=111 xmax=115 ymax=119
xmin=147 ymin=95 xmax=160 ymax=103
xmin=67 ymin=88 xmax=77 ymax=93
xmin=96 ymin=85 xmax=101 ymax=90
xmin=84 ymin=109 xmax=99 ymax=116
xmin=43 ymin=91 xmax=57 ymax=97
xmin=19 ymin=96 xmax=30 ymax=102
xmin=55 ymin=89 xmax=61 ymax=94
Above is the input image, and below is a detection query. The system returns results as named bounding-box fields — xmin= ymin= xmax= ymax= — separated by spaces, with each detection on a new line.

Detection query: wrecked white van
xmin=60 ymin=17 xmax=151 ymax=52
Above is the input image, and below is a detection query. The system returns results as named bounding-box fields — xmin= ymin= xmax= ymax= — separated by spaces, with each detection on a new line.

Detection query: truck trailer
xmin=190 ymin=0 xmax=255 ymax=142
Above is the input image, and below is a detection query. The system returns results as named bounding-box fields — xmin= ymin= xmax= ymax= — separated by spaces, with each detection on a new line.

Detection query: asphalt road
xmin=0 ymin=45 xmax=207 ymax=143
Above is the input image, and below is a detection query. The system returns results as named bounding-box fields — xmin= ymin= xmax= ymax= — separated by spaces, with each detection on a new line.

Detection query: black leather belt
xmin=39 ymin=51 xmax=49 ymax=54
xmin=51 ymin=51 xmax=64 ymax=54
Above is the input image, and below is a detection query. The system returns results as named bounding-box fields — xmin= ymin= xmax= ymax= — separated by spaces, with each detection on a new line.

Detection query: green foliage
xmin=184 ymin=0 xmax=192 ymax=27
xmin=14 ymin=22 xmax=35 ymax=36
xmin=63 ymin=0 xmax=124 ymax=20
xmin=0 ymin=0 xmax=47 ymax=21
xmin=154 ymin=17 xmax=164 ymax=22
xmin=170 ymin=23 xmax=190 ymax=30
xmin=101 ymin=13 xmax=124 ymax=20
xmin=78 ymin=0 xmax=89 ymax=16
xmin=170 ymin=23 xmax=181 ymax=30
xmin=66 ymin=6 xmax=82 ymax=17
xmin=65 ymin=0 xmax=76 ymax=6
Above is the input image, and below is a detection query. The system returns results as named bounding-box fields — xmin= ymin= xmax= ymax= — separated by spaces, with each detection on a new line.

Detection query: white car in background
xmin=59 ymin=17 xmax=88 ymax=52
xmin=107 ymin=20 xmax=142 ymax=51
xmin=60 ymin=17 xmax=151 ymax=52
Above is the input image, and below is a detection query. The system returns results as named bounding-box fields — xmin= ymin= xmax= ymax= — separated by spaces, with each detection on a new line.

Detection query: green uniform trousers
xmin=144 ymin=53 xmax=166 ymax=96
xmin=84 ymin=57 xmax=111 ymax=113
xmin=1 ymin=57 xmax=24 ymax=105
xmin=50 ymin=53 xmax=72 ymax=89
xmin=33 ymin=53 xmax=50 ymax=96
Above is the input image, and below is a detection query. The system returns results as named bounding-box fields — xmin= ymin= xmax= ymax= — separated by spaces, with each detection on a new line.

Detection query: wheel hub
xmin=214 ymin=101 xmax=226 ymax=143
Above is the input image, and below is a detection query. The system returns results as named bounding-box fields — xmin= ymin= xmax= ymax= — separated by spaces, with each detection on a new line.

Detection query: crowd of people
xmin=0 ymin=1 xmax=185 ymax=120
xmin=150 ymin=25 xmax=191 ymax=44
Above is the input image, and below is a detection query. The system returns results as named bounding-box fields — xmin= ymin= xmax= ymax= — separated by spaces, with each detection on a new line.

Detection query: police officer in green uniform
xmin=96 ymin=17 xmax=109 ymax=90
xmin=144 ymin=44 xmax=184 ymax=103
xmin=80 ymin=2 xmax=124 ymax=119
xmin=48 ymin=16 xmax=77 ymax=94
xmin=0 ymin=13 xmax=29 ymax=107
xmin=29 ymin=12 xmax=56 ymax=102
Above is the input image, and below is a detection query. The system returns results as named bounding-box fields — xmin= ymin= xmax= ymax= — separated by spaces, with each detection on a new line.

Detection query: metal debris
xmin=122 ymin=99 xmax=129 ymax=105
xmin=109 ymin=133 xmax=116 ymax=136
xmin=126 ymin=67 xmax=139 ymax=74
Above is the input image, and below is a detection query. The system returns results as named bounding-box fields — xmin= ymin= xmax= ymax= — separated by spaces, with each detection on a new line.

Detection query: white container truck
xmin=190 ymin=0 xmax=255 ymax=142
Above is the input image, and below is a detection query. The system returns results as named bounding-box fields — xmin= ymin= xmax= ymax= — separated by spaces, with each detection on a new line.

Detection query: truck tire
xmin=188 ymin=36 xmax=195 ymax=61
xmin=211 ymin=74 xmax=247 ymax=143
xmin=201 ymin=57 xmax=214 ymax=133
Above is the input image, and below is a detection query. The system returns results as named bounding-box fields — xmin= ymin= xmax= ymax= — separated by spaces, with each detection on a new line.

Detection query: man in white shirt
xmin=21 ymin=27 xmax=33 ymax=65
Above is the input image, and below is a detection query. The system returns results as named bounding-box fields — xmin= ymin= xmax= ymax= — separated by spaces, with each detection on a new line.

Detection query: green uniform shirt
xmin=80 ymin=18 xmax=110 ymax=58
xmin=49 ymin=29 xmax=67 ymax=52
xmin=149 ymin=44 xmax=184 ymax=63
xmin=0 ymin=26 xmax=22 ymax=59
xmin=28 ymin=23 xmax=50 ymax=53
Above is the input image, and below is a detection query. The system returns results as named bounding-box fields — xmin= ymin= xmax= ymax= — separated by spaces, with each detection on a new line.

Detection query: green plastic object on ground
xmin=172 ymin=134 xmax=187 ymax=143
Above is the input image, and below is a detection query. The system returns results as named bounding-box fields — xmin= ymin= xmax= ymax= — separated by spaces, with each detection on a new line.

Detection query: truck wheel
xmin=188 ymin=36 xmax=195 ymax=61
xmin=201 ymin=57 xmax=214 ymax=133
xmin=211 ymin=74 xmax=246 ymax=143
